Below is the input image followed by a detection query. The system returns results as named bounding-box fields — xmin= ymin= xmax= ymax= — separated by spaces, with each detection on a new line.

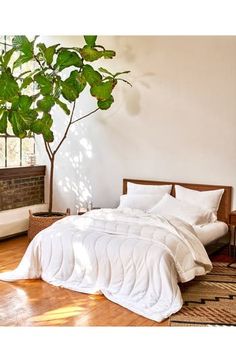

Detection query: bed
xmin=123 ymin=178 xmax=232 ymax=255
xmin=0 ymin=179 xmax=232 ymax=322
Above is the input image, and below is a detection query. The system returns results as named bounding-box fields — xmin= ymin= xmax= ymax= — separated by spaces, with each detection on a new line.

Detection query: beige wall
xmin=37 ymin=36 xmax=236 ymax=213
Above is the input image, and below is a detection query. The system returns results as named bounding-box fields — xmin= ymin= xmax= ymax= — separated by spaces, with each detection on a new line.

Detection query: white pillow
xmin=118 ymin=194 xmax=164 ymax=211
xmin=175 ymin=185 xmax=224 ymax=221
xmin=127 ymin=182 xmax=172 ymax=195
xmin=148 ymin=194 xmax=213 ymax=225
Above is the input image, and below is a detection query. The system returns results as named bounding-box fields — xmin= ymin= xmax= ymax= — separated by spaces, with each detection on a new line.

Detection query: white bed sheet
xmin=193 ymin=221 xmax=228 ymax=246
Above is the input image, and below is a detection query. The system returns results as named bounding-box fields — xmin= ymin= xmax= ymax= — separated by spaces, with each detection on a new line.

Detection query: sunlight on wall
xmin=80 ymin=138 xmax=93 ymax=159
xmin=55 ymin=120 xmax=94 ymax=213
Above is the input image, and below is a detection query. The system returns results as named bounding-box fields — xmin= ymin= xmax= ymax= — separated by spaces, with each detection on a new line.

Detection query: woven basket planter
xmin=28 ymin=208 xmax=70 ymax=241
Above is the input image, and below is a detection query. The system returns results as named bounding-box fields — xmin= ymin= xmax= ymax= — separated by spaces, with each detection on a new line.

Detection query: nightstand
xmin=77 ymin=208 xmax=87 ymax=216
xmin=228 ymin=211 xmax=236 ymax=268
xmin=77 ymin=207 xmax=101 ymax=216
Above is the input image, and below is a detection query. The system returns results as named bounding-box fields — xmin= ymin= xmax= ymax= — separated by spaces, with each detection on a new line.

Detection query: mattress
xmin=193 ymin=221 xmax=228 ymax=246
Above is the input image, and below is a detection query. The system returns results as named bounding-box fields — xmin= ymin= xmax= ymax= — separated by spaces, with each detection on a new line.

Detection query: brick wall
xmin=0 ymin=166 xmax=46 ymax=211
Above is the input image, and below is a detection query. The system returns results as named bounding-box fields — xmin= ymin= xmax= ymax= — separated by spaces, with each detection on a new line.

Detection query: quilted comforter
xmin=0 ymin=208 xmax=212 ymax=322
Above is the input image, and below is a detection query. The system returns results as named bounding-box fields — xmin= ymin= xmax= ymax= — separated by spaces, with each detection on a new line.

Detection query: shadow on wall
xmin=121 ymin=72 xmax=156 ymax=116
xmin=113 ymin=36 xmax=157 ymax=116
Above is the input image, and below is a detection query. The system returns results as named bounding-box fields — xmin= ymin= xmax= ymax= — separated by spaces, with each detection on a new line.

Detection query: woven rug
xmin=170 ymin=262 xmax=236 ymax=326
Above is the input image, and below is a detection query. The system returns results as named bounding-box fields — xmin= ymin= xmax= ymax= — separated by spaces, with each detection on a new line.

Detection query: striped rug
xmin=170 ymin=262 xmax=236 ymax=326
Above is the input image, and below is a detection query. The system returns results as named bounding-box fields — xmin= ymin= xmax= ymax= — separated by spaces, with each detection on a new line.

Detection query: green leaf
xmin=11 ymin=96 xmax=20 ymax=111
xmin=84 ymin=36 xmax=97 ymax=47
xmin=0 ymin=69 xmax=19 ymax=101
xmin=13 ymin=53 xmax=34 ymax=69
xmin=37 ymin=43 xmax=59 ymax=66
xmin=37 ymin=43 xmax=46 ymax=55
xmin=3 ymin=48 xmax=15 ymax=67
xmin=34 ymin=73 xmax=53 ymax=96
xmin=9 ymin=95 xmax=37 ymax=126
xmin=12 ymin=36 xmax=34 ymax=68
xmin=79 ymin=46 xmax=115 ymax=61
xmin=30 ymin=120 xmax=44 ymax=134
xmin=82 ymin=64 xmax=102 ymax=86
xmin=12 ymin=36 xmax=33 ymax=57
xmin=115 ymin=78 xmax=132 ymax=87
xmin=90 ymin=80 xmax=114 ymax=101
xmin=42 ymin=113 xmax=53 ymax=128
xmin=97 ymin=95 xmax=114 ymax=110
xmin=9 ymin=111 xmax=27 ymax=138
xmin=72 ymin=71 xmax=87 ymax=93
xmin=37 ymin=96 xmax=55 ymax=112
xmin=31 ymin=113 xmax=53 ymax=135
xmin=61 ymin=70 xmax=86 ymax=102
xmin=98 ymin=67 xmax=114 ymax=76
xmin=55 ymin=98 xmax=70 ymax=115
xmin=55 ymin=49 xmax=83 ymax=71
xmin=54 ymin=80 xmax=61 ymax=98
xmin=61 ymin=82 xmax=77 ymax=102
xmin=43 ymin=127 xmax=54 ymax=142
xmin=19 ymin=95 xmax=33 ymax=111
xmin=0 ymin=111 xmax=8 ymax=133
xmin=79 ymin=46 xmax=103 ymax=62
xmin=103 ymin=50 xmax=116 ymax=59
xmin=114 ymin=70 xmax=131 ymax=77
xmin=20 ymin=109 xmax=38 ymax=123
xmin=21 ymin=76 xmax=33 ymax=90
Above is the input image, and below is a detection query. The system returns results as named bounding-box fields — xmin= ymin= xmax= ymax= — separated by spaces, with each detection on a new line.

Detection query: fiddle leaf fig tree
xmin=0 ymin=35 xmax=131 ymax=214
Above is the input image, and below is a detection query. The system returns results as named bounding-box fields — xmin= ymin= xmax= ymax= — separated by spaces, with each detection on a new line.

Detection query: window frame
xmin=0 ymin=35 xmax=36 ymax=168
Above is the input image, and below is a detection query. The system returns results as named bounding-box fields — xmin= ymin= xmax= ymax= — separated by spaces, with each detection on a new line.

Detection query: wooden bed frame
xmin=123 ymin=178 xmax=232 ymax=254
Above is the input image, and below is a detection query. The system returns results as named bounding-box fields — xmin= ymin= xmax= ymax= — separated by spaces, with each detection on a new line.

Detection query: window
xmin=0 ymin=35 xmax=35 ymax=167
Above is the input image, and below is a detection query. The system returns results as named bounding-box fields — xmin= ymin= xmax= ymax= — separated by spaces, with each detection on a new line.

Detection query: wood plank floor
xmin=0 ymin=235 xmax=169 ymax=327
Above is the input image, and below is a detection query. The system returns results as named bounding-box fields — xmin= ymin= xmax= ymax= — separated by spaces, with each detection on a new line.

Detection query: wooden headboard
xmin=123 ymin=178 xmax=232 ymax=224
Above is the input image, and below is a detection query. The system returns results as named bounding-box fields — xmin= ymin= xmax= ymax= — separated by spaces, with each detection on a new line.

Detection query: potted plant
xmin=0 ymin=35 xmax=130 ymax=239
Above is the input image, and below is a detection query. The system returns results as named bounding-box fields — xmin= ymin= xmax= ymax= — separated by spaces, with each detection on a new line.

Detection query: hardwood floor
xmin=0 ymin=235 xmax=169 ymax=327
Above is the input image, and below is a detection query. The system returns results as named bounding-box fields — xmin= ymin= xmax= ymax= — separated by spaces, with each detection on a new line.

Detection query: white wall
xmin=36 ymin=36 xmax=236 ymax=213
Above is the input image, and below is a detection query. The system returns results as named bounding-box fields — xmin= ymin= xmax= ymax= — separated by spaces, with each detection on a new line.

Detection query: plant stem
xmin=44 ymin=139 xmax=52 ymax=160
xmin=53 ymin=101 xmax=76 ymax=155
xmin=34 ymin=54 xmax=44 ymax=71
xmin=48 ymin=155 xmax=55 ymax=214
xmin=43 ymin=101 xmax=76 ymax=213
xmin=71 ymin=107 xmax=99 ymax=124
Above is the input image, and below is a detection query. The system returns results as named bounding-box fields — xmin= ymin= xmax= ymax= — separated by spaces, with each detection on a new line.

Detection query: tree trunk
xmin=48 ymin=155 xmax=55 ymax=214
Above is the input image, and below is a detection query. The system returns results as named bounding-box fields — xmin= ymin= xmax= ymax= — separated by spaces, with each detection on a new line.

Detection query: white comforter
xmin=0 ymin=208 xmax=212 ymax=322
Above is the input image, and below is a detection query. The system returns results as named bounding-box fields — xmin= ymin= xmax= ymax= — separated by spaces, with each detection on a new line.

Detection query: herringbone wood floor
xmin=0 ymin=235 xmax=169 ymax=327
